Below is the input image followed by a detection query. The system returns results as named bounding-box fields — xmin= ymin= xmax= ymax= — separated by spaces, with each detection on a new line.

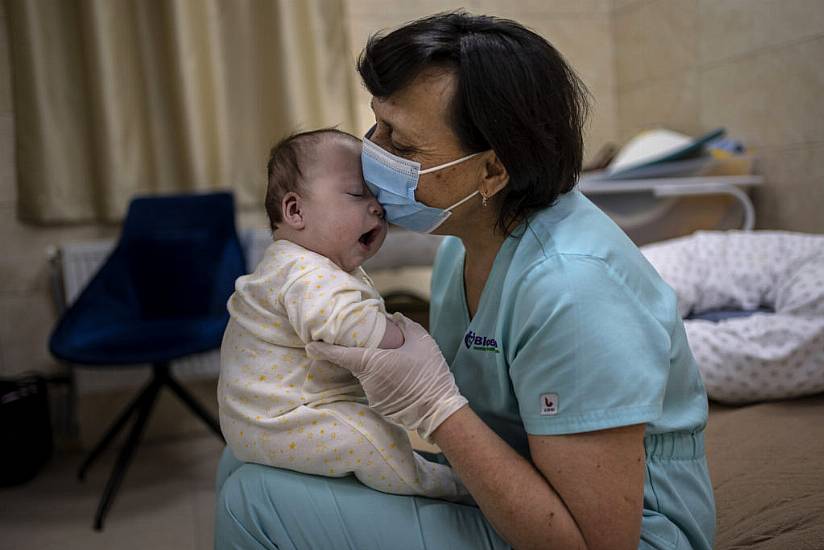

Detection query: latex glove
xmin=306 ymin=313 xmax=468 ymax=441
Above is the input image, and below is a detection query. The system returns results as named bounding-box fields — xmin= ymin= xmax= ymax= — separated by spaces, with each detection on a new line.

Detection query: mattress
xmin=706 ymin=394 xmax=824 ymax=549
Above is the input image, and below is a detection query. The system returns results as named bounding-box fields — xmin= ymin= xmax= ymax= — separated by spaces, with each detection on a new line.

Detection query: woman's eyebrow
xmin=370 ymin=98 xmax=414 ymax=142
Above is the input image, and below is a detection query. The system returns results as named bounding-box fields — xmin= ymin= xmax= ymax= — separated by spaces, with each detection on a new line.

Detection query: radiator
xmin=50 ymin=228 xmax=441 ymax=394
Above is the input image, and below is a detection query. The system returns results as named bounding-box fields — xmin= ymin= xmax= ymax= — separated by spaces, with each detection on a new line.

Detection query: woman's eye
xmin=391 ymin=143 xmax=415 ymax=156
xmin=347 ymin=192 xmax=364 ymax=198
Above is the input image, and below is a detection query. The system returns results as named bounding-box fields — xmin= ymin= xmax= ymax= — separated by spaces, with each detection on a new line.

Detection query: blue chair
xmin=49 ymin=192 xmax=245 ymax=530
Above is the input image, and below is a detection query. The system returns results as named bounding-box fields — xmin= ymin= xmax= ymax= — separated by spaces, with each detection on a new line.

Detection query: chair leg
xmin=164 ymin=372 xmax=225 ymax=442
xmin=80 ymin=362 xmax=223 ymax=530
xmin=77 ymin=377 xmax=156 ymax=481
xmin=93 ymin=377 xmax=162 ymax=531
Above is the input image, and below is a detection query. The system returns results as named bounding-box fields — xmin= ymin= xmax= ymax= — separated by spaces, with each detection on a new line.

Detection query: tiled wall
xmin=0 ymin=1 xmax=616 ymax=383
xmin=0 ymin=7 xmax=118 ymax=383
xmin=0 ymin=6 xmax=257 ymax=446
xmin=345 ymin=0 xmax=617 ymax=163
xmin=2 ymin=0 xmax=821 ymax=441
xmin=0 ymin=1 xmax=616 ymax=444
xmin=613 ymin=0 xmax=824 ymax=233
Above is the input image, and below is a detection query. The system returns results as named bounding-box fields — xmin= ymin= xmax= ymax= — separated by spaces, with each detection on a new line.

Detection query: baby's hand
xmin=377 ymin=316 xmax=405 ymax=349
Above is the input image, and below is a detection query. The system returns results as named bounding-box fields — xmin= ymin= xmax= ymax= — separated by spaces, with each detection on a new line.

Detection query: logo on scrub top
xmin=540 ymin=393 xmax=559 ymax=416
xmin=464 ymin=330 xmax=500 ymax=353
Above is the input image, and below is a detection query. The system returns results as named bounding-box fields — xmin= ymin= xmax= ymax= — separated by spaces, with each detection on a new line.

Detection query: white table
xmin=578 ymin=174 xmax=764 ymax=231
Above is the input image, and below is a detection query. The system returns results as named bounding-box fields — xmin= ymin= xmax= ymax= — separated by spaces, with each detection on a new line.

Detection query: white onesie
xmin=218 ymin=239 xmax=465 ymax=499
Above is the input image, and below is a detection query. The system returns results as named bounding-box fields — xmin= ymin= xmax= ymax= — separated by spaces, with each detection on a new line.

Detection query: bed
xmin=705 ymin=394 xmax=824 ymax=549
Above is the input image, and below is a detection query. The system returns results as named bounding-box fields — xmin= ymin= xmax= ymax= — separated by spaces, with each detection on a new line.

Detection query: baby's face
xmin=299 ymin=139 xmax=387 ymax=272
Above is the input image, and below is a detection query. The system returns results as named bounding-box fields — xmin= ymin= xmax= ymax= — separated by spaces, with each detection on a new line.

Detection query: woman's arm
xmin=433 ymin=408 xmax=646 ymax=550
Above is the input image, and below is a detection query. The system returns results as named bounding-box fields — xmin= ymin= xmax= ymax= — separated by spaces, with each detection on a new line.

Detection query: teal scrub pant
xmin=213 ymin=448 xmax=509 ymax=550
xmin=640 ymin=431 xmax=716 ymax=550
xmin=214 ymin=431 xmax=714 ymax=550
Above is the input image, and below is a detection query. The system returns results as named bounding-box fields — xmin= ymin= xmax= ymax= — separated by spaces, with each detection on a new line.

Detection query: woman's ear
xmin=280 ymin=192 xmax=305 ymax=230
xmin=479 ymin=151 xmax=509 ymax=199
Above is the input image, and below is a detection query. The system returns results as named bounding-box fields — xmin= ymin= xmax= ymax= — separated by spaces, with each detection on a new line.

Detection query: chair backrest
xmin=116 ymin=192 xmax=246 ymax=319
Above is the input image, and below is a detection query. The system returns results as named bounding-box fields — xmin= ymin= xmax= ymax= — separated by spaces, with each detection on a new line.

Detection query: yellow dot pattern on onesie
xmin=218 ymin=240 xmax=465 ymax=500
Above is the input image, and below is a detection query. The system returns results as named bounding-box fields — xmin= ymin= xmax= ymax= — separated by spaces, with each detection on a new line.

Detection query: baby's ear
xmin=281 ymin=192 xmax=305 ymax=229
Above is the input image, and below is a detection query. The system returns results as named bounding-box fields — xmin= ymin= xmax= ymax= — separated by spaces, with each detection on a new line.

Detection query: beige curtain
xmin=6 ymin=0 xmax=357 ymax=223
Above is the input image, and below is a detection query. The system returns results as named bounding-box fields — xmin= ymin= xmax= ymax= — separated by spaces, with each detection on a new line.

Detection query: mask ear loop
xmin=419 ymin=152 xmax=482 ymax=174
xmin=444 ymin=189 xmax=481 ymax=212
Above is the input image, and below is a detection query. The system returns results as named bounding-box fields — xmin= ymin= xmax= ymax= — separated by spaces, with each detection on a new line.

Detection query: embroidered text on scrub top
xmin=463 ymin=330 xmax=500 ymax=353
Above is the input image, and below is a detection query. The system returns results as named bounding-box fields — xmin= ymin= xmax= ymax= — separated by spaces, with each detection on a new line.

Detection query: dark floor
xmin=0 ymin=433 xmax=224 ymax=550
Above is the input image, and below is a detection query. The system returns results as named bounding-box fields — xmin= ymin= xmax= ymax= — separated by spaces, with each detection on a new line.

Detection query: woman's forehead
xmin=373 ymin=69 xmax=457 ymax=140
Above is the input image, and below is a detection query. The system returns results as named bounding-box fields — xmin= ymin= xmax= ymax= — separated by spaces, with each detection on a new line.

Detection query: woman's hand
xmin=306 ymin=314 xmax=468 ymax=440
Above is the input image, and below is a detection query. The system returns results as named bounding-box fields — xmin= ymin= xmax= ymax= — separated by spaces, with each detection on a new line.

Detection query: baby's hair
xmin=265 ymin=128 xmax=361 ymax=233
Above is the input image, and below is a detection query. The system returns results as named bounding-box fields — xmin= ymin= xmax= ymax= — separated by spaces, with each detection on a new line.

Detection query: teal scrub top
xmin=430 ymin=189 xmax=709 ymax=456
xmin=213 ymin=189 xmax=714 ymax=550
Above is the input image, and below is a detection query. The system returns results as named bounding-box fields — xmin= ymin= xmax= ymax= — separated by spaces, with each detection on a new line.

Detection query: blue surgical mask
xmin=361 ymin=135 xmax=484 ymax=233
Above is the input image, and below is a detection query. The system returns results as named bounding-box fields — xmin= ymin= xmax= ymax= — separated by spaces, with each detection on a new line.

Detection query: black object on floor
xmin=0 ymin=374 xmax=53 ymax=487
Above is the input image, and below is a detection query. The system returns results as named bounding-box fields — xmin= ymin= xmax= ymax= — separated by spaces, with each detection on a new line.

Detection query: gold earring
xmin=481 ymin=194 xmax=488 ymax=208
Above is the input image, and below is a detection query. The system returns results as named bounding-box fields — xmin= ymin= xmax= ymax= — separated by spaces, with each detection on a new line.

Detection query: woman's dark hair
xmin=358 ymin=11 xmax=589 ymax=234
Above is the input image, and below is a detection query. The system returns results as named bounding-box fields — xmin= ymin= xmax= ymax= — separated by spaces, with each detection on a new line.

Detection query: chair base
xmin=77 ymin=362 xmax=224 ymax=531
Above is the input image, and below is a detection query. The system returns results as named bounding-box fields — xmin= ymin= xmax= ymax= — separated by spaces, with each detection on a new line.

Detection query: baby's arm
xmin=283 ymin=265 xmax=396 ymax=350
xmin=378 ymin=317 xmax=404 ymax=349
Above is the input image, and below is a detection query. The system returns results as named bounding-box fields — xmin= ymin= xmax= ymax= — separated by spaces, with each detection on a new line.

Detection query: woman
xmin=215 ymin=12 xmax=715 ymax=550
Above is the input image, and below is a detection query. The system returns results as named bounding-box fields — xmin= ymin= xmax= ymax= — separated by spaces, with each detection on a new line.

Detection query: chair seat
xmin=50 ymin=314 xmax=229 ymax=366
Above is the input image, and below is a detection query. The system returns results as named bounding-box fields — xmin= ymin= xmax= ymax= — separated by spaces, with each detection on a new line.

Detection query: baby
xmin=217 ymin=129 xmax=466 ymax=500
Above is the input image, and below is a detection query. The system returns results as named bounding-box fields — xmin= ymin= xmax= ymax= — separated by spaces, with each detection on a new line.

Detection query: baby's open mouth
xmin=359 ymin=227 xmax=381 ymax=247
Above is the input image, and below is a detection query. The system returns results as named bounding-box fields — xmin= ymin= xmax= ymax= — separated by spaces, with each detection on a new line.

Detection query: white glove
xmin=306 ymin=313 xmax=468 ymax=441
